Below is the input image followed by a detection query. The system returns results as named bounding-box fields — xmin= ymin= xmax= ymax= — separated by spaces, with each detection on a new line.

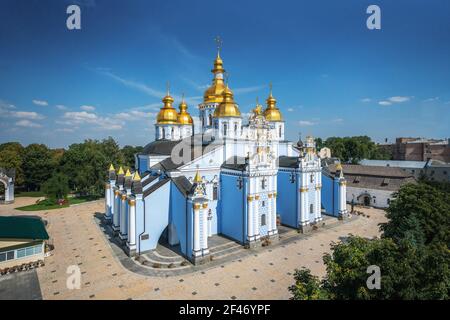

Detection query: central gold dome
xmin=156 ymin=94 xmax=179 ymax=124
xmin=213 ymin=85 xmax=241 ymax=118
xmin=203 ymin=52 xmax=226 ymax=104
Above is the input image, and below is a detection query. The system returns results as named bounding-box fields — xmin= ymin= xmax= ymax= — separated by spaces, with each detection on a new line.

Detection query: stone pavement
xmin=0 ymin=197 xmax=387 ymax=300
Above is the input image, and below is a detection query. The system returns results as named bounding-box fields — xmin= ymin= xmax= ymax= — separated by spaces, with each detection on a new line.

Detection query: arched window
xmin=234 ymin=122 xmax=238 ymax=133
xmin=162 ymin=127 xmax=165 ymax=139
xmin=310 ymin=174 xmax=314 ymax=183
xmin=261 ymin=214 xmax=266 ymax=226
xmin=223 ymin=123 xmax=228 ymax=136
xmin=310 ymin=204 xmax=314 ymax=214
xmin=209 ymin=114 xmax=213 ymax=126
xmin=213 ymin=184 xmax=218 ymax=200
xmin=279 ymin=125 xmax=282 ymax=138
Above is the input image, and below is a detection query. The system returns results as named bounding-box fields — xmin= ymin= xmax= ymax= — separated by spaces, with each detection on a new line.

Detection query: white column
xmin=253 ymin=195 xmax=260 ymax=239
xmin=272 ymin=193 xmax=278 ymax=233
xmin=105 ymin=184 xmax=110 ymax=217
xmin=267 ymin=195 xmax=272 ymax=233
xmin=120 ymin=194 xmax=127 ymax=237
xmin=113 ymin=190 xmax=120 ymax=229
xmin=128 ymin=199 xmax=136 ymax=247
xmin=247 ymin=196 xmax=254 ymax=240
xmin=201 ymin=203 xmax=209 ymax=253
xmin=193 ymin=203 xmax=201 ymax=255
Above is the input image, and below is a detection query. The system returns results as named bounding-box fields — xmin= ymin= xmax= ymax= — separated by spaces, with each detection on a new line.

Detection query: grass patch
xmin=16 ymin=195 xmax=102 ymax=211
xmin=15 ymin=191 xmax=45 ymax=198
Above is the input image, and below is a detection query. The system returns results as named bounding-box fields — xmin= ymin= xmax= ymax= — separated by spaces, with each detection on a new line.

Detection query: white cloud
xmin=32 ymin=99 xmax=48 ymax=106
xmin=56 ymin=104 xmax=69 ymax=111
xmin=388 ymin=96 xmax=410 ymax=103
xmin=361 ymin=98 xmax=371 ymax=103
xmin=233 ymin=85 xmax=266 ymax=95
xmin=15 ymin=119 xmax=42 ymax=128
xmin=287 ymin=108 xmax=294 ymax=112
xmin=423 ymin=97 xmax=439 ymax=102
xmin=298 ymin=120 xmax=316 ymax=126
xmin=10 ymin=111 xmax=45 ymax=120
xmin=80 ymin=105 xmax=96 ymax=111
xmin=331 ymin=118 xmax=344 ymax=123
xmin=114 ymin=110 xmax=154 ymax=121
xmin=56 ymin=128 xmax=75 ymax=133
xmin=62 ymin=111 xmax=123 ymax=131
xmin=379 ymin=101 xmax=392 ymax=106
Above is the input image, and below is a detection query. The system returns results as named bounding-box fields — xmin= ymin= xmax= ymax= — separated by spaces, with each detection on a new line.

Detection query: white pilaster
xmin=247 ymin=196 xmax=254 ymax=240
xmin=120 ymin=194 xmax=127 ymax=238
xmin=201 ymin=203 xmax=209 ymax=254
xmin=127 ymin=199 xmax=136 ymax=248
xmin=193 ymin=204 xmax=201 ymax=256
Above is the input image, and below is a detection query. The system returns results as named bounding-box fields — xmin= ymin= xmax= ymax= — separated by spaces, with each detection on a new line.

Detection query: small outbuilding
xmin=0 ymin=216 xmax=49 ymax=269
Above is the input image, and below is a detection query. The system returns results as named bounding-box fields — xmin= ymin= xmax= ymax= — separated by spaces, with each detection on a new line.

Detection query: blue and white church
xmin=104 ymin=50 xmax=348 ymax=264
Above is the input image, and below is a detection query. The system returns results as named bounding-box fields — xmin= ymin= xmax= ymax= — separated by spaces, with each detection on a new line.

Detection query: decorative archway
xmin=357 ymin=192 xmax=372 ymax=206
xmin=0 ymin=168 xmax=15 ymax=204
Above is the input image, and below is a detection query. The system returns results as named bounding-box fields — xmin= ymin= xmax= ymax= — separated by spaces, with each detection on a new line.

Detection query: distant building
xmin=424 ymin=160 xmax=450 ymax=183
xmin=381 ymin=137 xmax=450 ymax=162
xmin=359 ymin=159 xmax=427 ymax=180
xmin=0 ymin=216 xmax=49 ymax=269
xmin=359 ymin=159 xmax=449 ymax=183
xmin=0 ymin=168 xmax=15 ymax=204
xmin=327 ymin=164 xmax=416 ymax=208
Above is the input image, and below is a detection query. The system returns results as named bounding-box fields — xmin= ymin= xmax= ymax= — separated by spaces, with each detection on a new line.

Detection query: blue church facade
xmin=104 ymin=50 xmax=348 ymax=264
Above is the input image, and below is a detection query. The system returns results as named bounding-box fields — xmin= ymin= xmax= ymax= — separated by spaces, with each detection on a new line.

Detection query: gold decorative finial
xmin=117 ymin=166 xmax=124 ymax=175
xmin=194 ymin=170 xmax=202 ymax=184
xmin=109 ymin=163 xmax=115 ymax=171
xmin=336 ymin=163 xmax=343 ymax=171
xmin=132 ymin=171 xmax=141 ymax=181
xmin=125 ymin=169 xmax=132 ymax=177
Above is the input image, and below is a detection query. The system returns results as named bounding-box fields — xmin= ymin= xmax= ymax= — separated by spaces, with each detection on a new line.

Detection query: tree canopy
xmin=290 ymin=182 xmax=450 ymax=300
xmin=317 ymin=136 xmax=391 ymax=163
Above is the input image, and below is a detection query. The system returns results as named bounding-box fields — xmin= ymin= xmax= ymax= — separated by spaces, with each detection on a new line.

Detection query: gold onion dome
xmin=203 ymin=52 xmax=226 ymax=104
xmin=213 ymin=84 xmax=241 ymax=118
xmin=263 ymin=86 xmax=283 ymax=122
xmin=177 ymin=95 xmax=193 ymax=125
xmin=156 ymin=88 xmax=179 ymax=124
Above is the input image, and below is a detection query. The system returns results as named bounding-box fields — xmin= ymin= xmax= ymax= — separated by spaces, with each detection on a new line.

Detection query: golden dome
xmin=177 ymin=97 xmax=193 ymax=125
xmin=213 ymin=85 xmax=241 ymax=118
xmin=263 ymin=86 xmax=283 ymax=122
xmin=156 ymin=92 xmax=179 ymax=124
xmin=203 ymin=52 xmax=226 ymax=104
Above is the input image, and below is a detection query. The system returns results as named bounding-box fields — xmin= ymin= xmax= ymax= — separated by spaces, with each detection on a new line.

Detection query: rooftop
xmin=0 ymin=216 xmax=49 ymax=240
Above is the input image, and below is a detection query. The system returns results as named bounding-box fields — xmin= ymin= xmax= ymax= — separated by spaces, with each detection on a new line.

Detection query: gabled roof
xmin=143 ymin=177 xmax=170 ymax=198
xmin=328 ymin=164 xmax=416 ymax=191
xmin=0 ymin=216 xmax=49 ymax=240
xmin=278 ymin=156 xmax=299 ymax=168
xmin=221 ymin=156 xmax=247 ymax=171
xmin=172 ymin=176 xmax=193 ymax=197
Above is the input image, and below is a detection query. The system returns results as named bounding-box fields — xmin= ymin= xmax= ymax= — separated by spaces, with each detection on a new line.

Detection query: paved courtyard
xmin=0 ymin=197 xmax=387 ymax=300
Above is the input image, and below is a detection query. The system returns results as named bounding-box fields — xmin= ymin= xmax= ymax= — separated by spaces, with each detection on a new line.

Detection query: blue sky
xmin=0 ymin=0 xmax=449 ymax=148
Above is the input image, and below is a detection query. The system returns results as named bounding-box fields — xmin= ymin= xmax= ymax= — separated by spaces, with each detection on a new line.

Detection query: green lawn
xmin=15 ymin=191 xmax=45 ymax=198
xmin=15 ymin=195 xmax=102 ymax=211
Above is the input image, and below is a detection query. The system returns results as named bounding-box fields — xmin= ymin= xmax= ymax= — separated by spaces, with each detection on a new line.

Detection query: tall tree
xmin=22 ymin=144 xmax=55 ymax=191
xmin=0 ymin=142 xmax=25 ymax=186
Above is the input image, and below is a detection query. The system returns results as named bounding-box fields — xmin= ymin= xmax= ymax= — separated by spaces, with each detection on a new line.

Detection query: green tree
xmin=290 ymin=182 xmax=450 ymax=300
xmin=322 ymin=136 xmax=391 ymax=163
xmin=22 ymin=144 xmax=55 ymax=191
xmin=381 ymin=183 xmax=450 ymax=247
xmin=41 ymin=173 xmax=70 ymax=200
xmin=121 ymin=145 xmax=143 ymax=170
xmin=289 ymin=269 xmax=328 ymax=300
xmin=0 ymin=142 xmax=25 ymax=186
xmin=60 ymin=137 xmax=124 ymax=196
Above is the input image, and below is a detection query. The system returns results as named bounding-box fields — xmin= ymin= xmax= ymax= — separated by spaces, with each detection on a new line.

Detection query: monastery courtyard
xmin=0 ymin=197 xmax=387 ymax=300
